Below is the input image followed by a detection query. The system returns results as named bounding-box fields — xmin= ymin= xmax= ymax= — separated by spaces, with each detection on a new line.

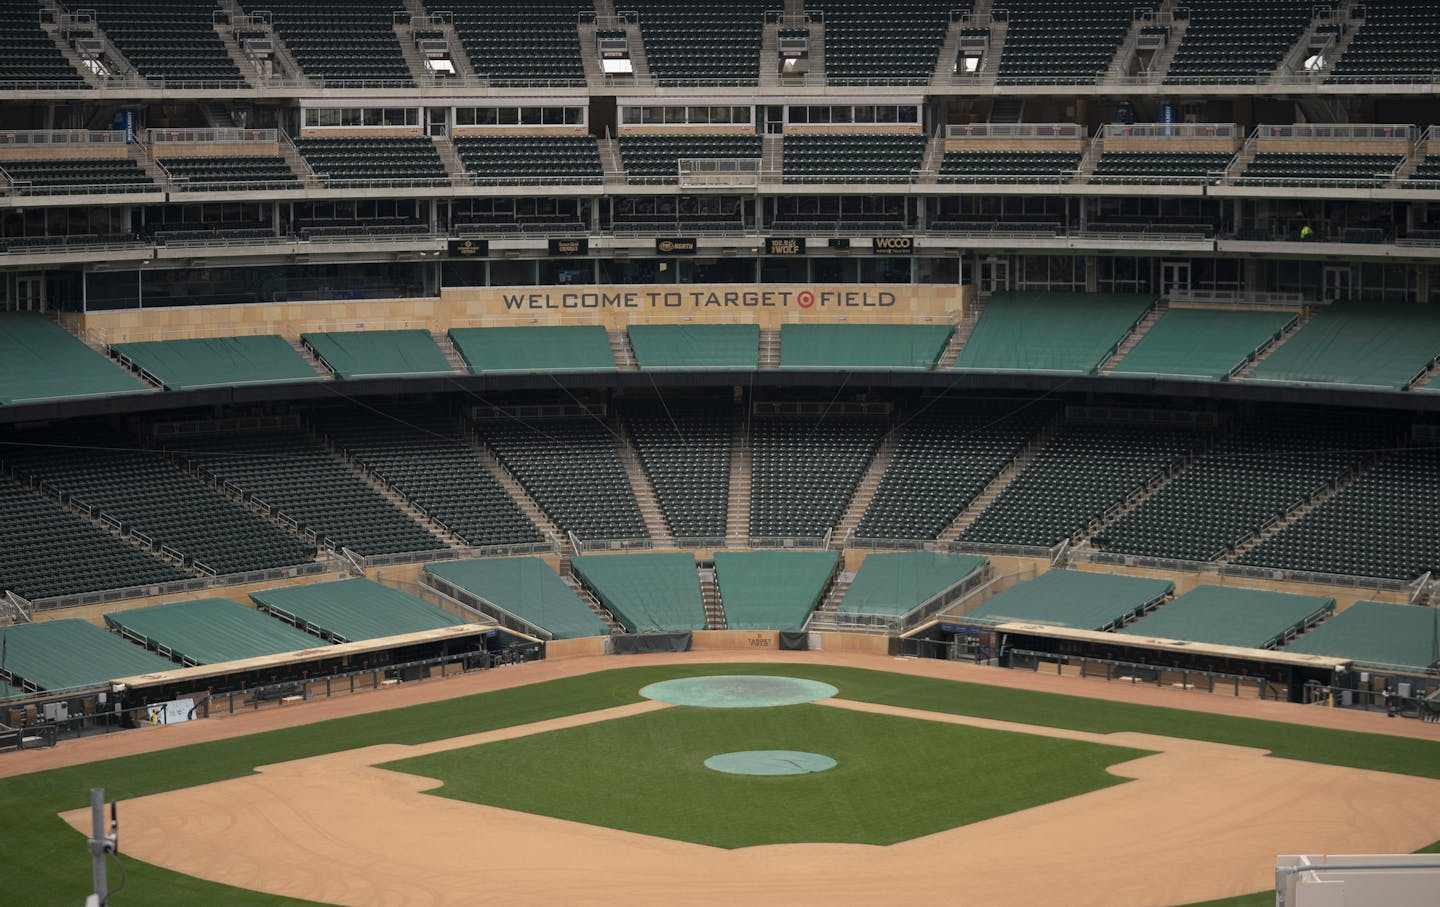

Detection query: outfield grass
xmin=382 ymin=704 xmax=1149 ymax=847
xmin=2 ymin=661 xmax=1438 ymax=904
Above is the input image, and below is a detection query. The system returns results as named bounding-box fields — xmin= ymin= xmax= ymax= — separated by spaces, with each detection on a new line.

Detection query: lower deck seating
xmin=960 ymin=421 xmax=1205 ymax=548
xmin=1243 ymin=301 xmax=1440 ymax=390
xmin=1108 ymin=308 xmax=1298 ymax=381
xmin=110 ymin=335 xmax=322 ymax=391
xmin=836 ymin=551 xmax=989 ymax=618
xmin=1102 ymin=413 xmax=1400 ymax=563
xmin=0 ymin=619 xmax=177 ymax=691
xmin=250 ymin=578 xmax=464 ymax=643
xmin=570 ymin=552 xmax=706 ymax=632
xmin=625 ymin=404 xmax=730 ymax=540
xmin=165 ymin=431 xmax=447 ymax=557
xmin=627 ymin=324 xmax=759 ymax=370
xmin=104 ymin=597 xmax=324 ymax=665
xmin=480 ymin=419 xmax=648 ymax=542
xmin=779 ymin=324 xmax=953 ymax=371
xmin=0 ymin=476 xmax=189 ymax=601
xmin=301 ymin=330 xmax=453 ymax=380
xmin=1116 ymin=585 xmax=1333 ymax=650
xmin=749 ymin=414 xmax=886 ymax=538
xmin=857 ymin=400 xmax=1056 ymax=540
xmin=953 ymin=292 xmax=1155 ymax=375
xmin=0 ymin=313 xmax=149 ymax=406
xmin=962 ymin=569 xmax=1174 ymax=630
xmin=1235 ymin=446 xmax=1440 ymax=581
xmin=449 ymin=326 xmax=616 ymax=374
xmin=712 ymin=550 xmax=837 ymax=630
xmin=310 ymin=409 xmax=543 ymax=549
xmin=1282 ymin=600 xmax=1440 ymax=671
xmin=425 ymin=557 xmax=612 ymax=639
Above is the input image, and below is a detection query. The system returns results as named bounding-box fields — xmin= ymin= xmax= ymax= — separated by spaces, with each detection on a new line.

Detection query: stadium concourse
xmin=5 ymin=0 xmax=1440 ymax=902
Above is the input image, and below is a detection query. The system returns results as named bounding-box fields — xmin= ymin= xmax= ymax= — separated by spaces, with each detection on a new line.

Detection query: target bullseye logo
xmin=797 ymin=290 xmax=815 ymax=308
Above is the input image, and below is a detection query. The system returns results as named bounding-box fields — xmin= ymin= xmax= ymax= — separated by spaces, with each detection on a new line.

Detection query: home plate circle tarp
xmin=704 ymin=750 xmax=839 ymax=776
xmin=638 ymin=675 xmax=838 ymax=708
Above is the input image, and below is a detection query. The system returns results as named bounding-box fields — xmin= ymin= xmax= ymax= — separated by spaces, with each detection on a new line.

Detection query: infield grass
xmin=382 ymin=703 xmax=1149 ymax=847
xmin=3 ymin=661 xmax=1439 ymax=905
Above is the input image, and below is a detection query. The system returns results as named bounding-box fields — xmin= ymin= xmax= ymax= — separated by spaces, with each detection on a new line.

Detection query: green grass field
xmin=2 ymin=661 xmax=1438 ymax=905
xmin=382 ymin=704 xmax=1149 ymax=847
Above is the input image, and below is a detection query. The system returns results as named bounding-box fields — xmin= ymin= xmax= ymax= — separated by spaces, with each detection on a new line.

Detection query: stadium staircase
xmin=936 ymin=414 xmax=1060 ymax=546
xmin=310 ymin=425 xmax=461 ymax=548
xmin=125 ymin=142 xmax=170 ymax=189
xmin=395 ymin=11 xmax=480 ymax=84
xmin=288 ymin=338 xmax=336 ymax=378
xmin=436 ymin=333 xmax=469 ymax=373
xmin=45 ymin=2 xmax=137 ymax=82
xmin=1099 ymin=300 xmax=1167 ymax=375
xmin=212 ymin=19 xmax=266 ymax=86
xmin=1229 ymin=306 xmax=1311 ymax=379
xmin=698 ymin=561 xmax=727 ymax=628
xmin=611 ymin=417 xmax=674 ymax=546
xmin=1270 ymin=6 xmax=1349 ymax=84
xmin=1409 ymin=361 xmax=1440 ymax=391
xmin=609 ymin=329 xmax=638 ymax=370
xmin=1320 ymin=7 xmax=1366 ymax=73
xmin=430 ymin=137 xmax=469 ymax=184
xmin=814 ymin=568 xmax=853 ymax=614
xmin=932 ymin=17 xmax=964 ymax=83
xmin=935 ymin=298 xmax=985 ymax=367
xmin=216 ymin=4 xmax=307 ymax=84
xmin=1143 ymin=13 xmax=1189 ymax=82
xmin=758 ymin=328 xmax=781 ymax=367
xmin=1078 ymin=420 xmax=1225 ymax=545
xmin=989 ymin=97 xmax=1023 ymax=123
xmin=558 ymin=559 xmax=626 ymax=632
xmin=598 ymin=138 xmax=625 ymax=183
xmin=760 ymin=135 xmax=784 ymax=184
xmin=471 ymin=435 xmax=565 ymax=542
xmin=1220 ymin=454 xmax=1384 ymax=564
xmin=831 ymin=428 xmax=899 ymax=548
xmin=918 ymin=136 xmax=945 ymax=183
xmin=1105 ymin=13 xmax=1150 ymax=79
xmin=726 ymin=411 xmax=752 ymax=541
xmin=1072 ymin=133 xmax=1104 ymax=183
xmin=39 ymin=10 xmax=104 ymax=88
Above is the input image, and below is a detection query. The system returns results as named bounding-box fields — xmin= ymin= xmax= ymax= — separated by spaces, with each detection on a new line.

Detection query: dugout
xmin=108 ymin=624 xmax=529 ymax=713
xmin=907 ymin=620 xmax=1349 ymax=703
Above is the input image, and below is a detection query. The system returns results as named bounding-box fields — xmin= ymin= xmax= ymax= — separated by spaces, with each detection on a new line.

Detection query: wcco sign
xmin=871 ymin=236 xmax=915 ymax=254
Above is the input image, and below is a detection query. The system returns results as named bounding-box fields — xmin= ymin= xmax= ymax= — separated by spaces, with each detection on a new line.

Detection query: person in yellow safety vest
xmin=1300 ymin=223 xmax=1315 ymax=241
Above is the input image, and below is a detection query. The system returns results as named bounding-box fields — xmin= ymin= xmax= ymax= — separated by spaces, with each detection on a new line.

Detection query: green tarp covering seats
xmin=953 ymin=292 xmax=1155 ymax=375
xmin=712 ymin=550 xmax=839 ymax=630
xmin=627 ymin=324 xmax=760 ymax=370
xmin=1116 ymin=585 xmax=1334 ymax=650
xmin=963 ymin=569 xmax=1174 ymax=630
xmin=0 ymin=619 xmax=175 ymax=691
xmin=425 ymin=557 xmax=611 ymax=639
xmin=104 ymin=598 xmax=326 ymax=665
xmin=1244 ymin=301 xmax=1440 ymax=390
xmin=0 ymin=313 xmax=148 ymax=405
xmin=1110 ymin=308 xmax=1298 ymax=381
xmin=838 ymin=552 xmax=989 ymax=617
xmin=249 ymin=578 xmax=465 ymax=643
xmin=448 ymin=326 xmax=616 ymax=374
xmin=570 ymin=552 xmax=706 ymax=632
xmin=1283 ymin=600 xmax=1440 ymax=671
xmin=301 ymin=330 xmax=453 ymax=380
xmin=780 ymin=323 xmax=953 ymax=370
xmin=110 ymin=335 xmax=323 ymax=391
xmin=0 ymin=681 xmax=21 ymax=702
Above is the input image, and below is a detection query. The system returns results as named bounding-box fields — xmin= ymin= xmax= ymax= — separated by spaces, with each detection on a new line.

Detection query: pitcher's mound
xmin=704 ymin=750 xmax=838 ymax=776
xmin=639 ymin=675 xmax=838 ymax=708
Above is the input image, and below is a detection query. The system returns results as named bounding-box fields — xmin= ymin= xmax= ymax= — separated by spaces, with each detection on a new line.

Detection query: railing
xmin=1164 ymin=289 xmax=1308 ymax=308
xmin=945 ymin=123 xmax=1086 ymax=139
xmin=1101 ymin=122 xmax=1239 ymax=140
xmin=1079 ymin=548 xmax=1414 ymax=595
xmin=817 ymin=562 xmax=994 ymax=633
xmin=147 ymin=127 xmax=278 ymax=144
xmin=950 ymin=539 xmax=1068 ymax=561
xmin=151 ymin=413 xmax=302 ymax=438
xmin=3 ymin=591 xmax=33 ymax=623
xmin=421 ymin=573 xmax=556 ymax=641
xmin=677 ymin=158 xmax=761 ymax=188
xmin=0 ymin=129 xmax=127 ymax=146
xmin=26 ymin=561 xmax=330 ymax=614
xmin=1256 ymin=123 xmax=1414 ymax=141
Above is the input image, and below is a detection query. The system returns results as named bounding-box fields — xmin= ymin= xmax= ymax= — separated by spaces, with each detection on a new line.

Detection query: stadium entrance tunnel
xmin=639 ymin=675 xmax=839 ymax=708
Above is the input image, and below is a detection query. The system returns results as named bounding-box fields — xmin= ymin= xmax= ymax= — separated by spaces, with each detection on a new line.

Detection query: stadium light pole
xmin=85 ymin=788 xmax=119 ymax=907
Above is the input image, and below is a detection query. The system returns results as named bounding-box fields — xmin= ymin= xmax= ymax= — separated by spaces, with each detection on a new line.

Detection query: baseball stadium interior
xmin=3 ymin=0 xmax=1440 ymax=756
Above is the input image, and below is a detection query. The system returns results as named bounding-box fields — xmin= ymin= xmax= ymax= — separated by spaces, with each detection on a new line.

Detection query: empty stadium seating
xmin=161 ymin=155 xmax=298 ymax=190
xmin=619 ymin=134 xmax=761 ymax=184
xmin=2 ymin=158 xmax=155 ymax=194
xmin=836 ymin=551 xmax=989 ymax=618
xmin=1108 ymin=308 xmax=1298 ymax=381
xmin=295 ymin=138 xmax=447 ymax=185
xmin=857 ymin=400 xmax=1056 ymax=540
xmin=0 ymin=0 xmax=86 ymax=87
xmin=626 ymin=324 xmax=759 ymax=370
xmin=110 ymin=335 xmax=322 ymax=391
xmin=0 ymin=313 xmax=149 ymax=406
xmin=447 ymin=0 xmax=586 ymax=84
xmin=1330 ymin=3 xmax=1440 ymax=83
xmin=86 ymin=0 xmax=243 ymax=85
xmin=1090 ymin=151 xmax=1234 ymax=184
xmin=811 ymin=0 xmax=959 ymax=85
xmin=1236 ymin=446 xmax=1440 ymax=581
xmin=1243 ymin=301 xmax=1440 ymax=390
xmin=779 ymin=323 xmax=953 ymax=370
xmin=310 ymin=409 xmax=544 ymax=550
xmin=251 ymin=577 xmax=464 ymax=643
xmin=996 ymin=0 xmax=1137 ymax=85
xmin=479 ymin=419 xmax=648 ymax=542
xmin=569 ymin=552 xmax=705 ymax=631
xmin=749 ymin=414 xmax=886 ymax=538
xmin=240 ymin=0 xmax=413 ymax=84
xmin=455 ymin=135 xmax=602 ymax=185
xmin=712 ymin=550 xmax=837 ymax=630
xmin=1164 ymin=0 xmax=1313 ymax=84
xmin=783 ymin=134 xmax=927 ymax=183
xmin=960 ymin=421 xmax=1204 ymax=548
xmin=1101 ymin=413 xmax=1400 ymax=563
xmin=425 ymin=556 xmax=611 ymax=639
xmin=0 ymin=475 xmax=190 ymax=601
xmin=1117 ymin=585 xmax=1333 ymax=649
xmin=105 ymin=597 xmax=324 ymax=664
xmin=0 ymin=619 xmax=177 ymax=690
xmin=301 ymin=330 xmax=452 ymax=380
xmin=1 ymin=435 xmax=314 ymax=576
xmin=625 ymin=404 xmax=730 ymax=540
xmin=631 ymin=0 xmax=764 ymax=84
xmin=953 ymin=293 xmax=1155 ymax=375
xmin=963 ymin=568 xmax=1174 ymax=630
xmin=1237 ymin=152 xmax=1404 ymax=187
xmin=938 ymin=150 xmax=1082 ymax=183
xmin=1283 ymin=600 xmax=1440 ymax=671
xmin=165 ymin=430 xmax=447 ymax=557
